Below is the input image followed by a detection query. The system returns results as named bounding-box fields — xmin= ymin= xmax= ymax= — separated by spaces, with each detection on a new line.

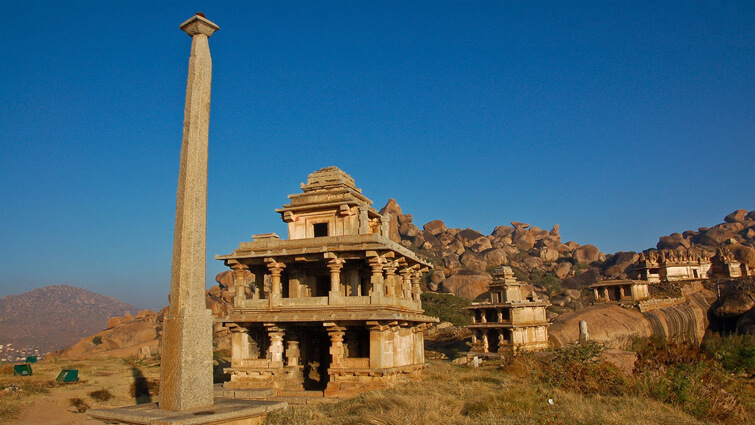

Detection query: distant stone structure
xmin=465 ymin=267 xmax=550 ymax=353
xmin=631 ymin=251 xmax=712 ymax=282
xmin=710 ymin=247 xmax=751 ymax=278
xmin=216 ymin=166 xmax=438 ymax=397
xmin=590 ymin=279 xmax=650 ymax=303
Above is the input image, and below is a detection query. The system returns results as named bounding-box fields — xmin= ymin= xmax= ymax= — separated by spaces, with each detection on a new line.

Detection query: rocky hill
xmin=381 ymin=200 xmax=755 ymax=301
xmin=379 ymin=198 xmax=608 ymax=300
xmin=0 ymin=284 xmax=137 ymax=353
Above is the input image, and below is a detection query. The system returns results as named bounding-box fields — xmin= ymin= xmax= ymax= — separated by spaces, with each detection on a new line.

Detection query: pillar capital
xmin=327 ymin=257 xmax=346 ymax=271
xmin=264 ymin=258 xmax=286 ymax=275
xmin=180 ymin=13 xmax=219 ymax=38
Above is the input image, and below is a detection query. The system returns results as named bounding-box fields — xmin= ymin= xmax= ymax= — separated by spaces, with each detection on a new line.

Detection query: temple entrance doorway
xmin=300 ymin=326 xmax=330 ymax=391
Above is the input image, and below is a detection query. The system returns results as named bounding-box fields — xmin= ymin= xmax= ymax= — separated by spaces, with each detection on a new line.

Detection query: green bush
xmin=526 ymin=338 xmax=749 ymax=424
xmin=702 ymin=333 xmax=755 ymax=374
xmin=420 ymin=293 xmax=471 ymax=326
xmin=91 ymin=336 xmax=102 ymax=345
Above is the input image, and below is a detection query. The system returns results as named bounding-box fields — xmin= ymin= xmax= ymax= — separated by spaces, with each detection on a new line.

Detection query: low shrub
xmin=69 ymin=397 xmax=90 ymax=413
xmin=632 ymin=338 xmax=747 ymax=423
xmin=89 ymin=388 xmax=114 ymax=402
xmin=534 ymin=341 xmax=627 ymax=396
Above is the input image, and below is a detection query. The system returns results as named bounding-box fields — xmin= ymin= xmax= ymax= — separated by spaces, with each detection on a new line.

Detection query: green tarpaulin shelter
xmin=56 ymin=369 xmax=78 ymax=382
xmin=13 ymin=364 xmax=32 ymax=376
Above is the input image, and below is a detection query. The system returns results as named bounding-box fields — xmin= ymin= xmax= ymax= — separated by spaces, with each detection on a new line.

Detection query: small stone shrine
xmin=216 ymin=166 xmax=438 ymax=397
xmin=466 ymin=267 xmax=550 ymax=353
xmin=590 ymin=279 xmax=650 ymax=303
xmin=631 ymin=251 xmax=711 ymax=282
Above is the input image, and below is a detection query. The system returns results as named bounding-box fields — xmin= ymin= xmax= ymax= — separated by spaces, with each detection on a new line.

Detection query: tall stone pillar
xmin=159 ymin=13 xmax=219 ymax=412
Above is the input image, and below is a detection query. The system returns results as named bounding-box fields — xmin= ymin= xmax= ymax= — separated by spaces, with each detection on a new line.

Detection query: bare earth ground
xmin=1 ymin=357 xmax=159 ymax=425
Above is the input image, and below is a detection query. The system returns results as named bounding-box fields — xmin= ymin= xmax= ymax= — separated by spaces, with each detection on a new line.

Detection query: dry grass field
xmin=1 ymin=337 xmax=753 ymax=425
xmin=262 ymin=360 xmax=713 ymax=425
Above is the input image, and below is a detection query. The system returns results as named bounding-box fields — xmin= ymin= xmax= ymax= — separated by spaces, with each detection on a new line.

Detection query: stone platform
xmin=87 ymin=398 xmax=286 ymax=425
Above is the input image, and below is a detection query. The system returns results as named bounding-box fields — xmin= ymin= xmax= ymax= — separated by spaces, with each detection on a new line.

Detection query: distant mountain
xmin=0 ymin=284 xmax=137 ymax=353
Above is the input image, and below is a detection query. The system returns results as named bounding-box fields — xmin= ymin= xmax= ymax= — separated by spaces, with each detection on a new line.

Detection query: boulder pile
xmin=379 ymin=199 xmax=607 ymax=300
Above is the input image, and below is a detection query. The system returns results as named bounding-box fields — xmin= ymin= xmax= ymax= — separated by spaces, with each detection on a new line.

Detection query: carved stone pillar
xmin=411 ymin=269 xmax=422 ymax=301
xmin=326 ymin=324 xmax=346 ymax=368
xmin=481 ymin=309 xmax=487 ymax=323
xmin=358 ymin=204 xmax=369 ymax=235
xmin=380 ymin=214 xmax=390 ymax=237
xmin=368 ymin=256 xmax=385 ymax=299
xmin=481 ymin=330 xmax=489 ymax=353
xmin=230 ymin=326 xmax=256 ymax=367
xmin=327 ymin=258 xmax=345 ymax=301
xmin=230 ymin=262 xmax=249 ymax=307
xmin=399 ymin=268 xmax=412 ymax=299
xmin=286 ymin=337 xmax=300 ymax=367
xmin=265 ymin=325 xmax=285 ymax=366
xmin=496 ymin=309 xmax=503 ymax=323
xmin=265 ymin=258 xmax=285 ymax=305
xmin=384 ymin=262 xmax=397 ymax=297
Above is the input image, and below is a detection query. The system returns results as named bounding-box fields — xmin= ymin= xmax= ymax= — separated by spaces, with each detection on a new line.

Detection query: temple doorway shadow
xmin=131 ymin=367 xmax=152 ymax=404
xmin=214 ymin=356 xmax=231 ymax=384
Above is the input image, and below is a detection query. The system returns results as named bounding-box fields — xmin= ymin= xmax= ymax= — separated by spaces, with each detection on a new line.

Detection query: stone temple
xmin=216 ymin=166 xmax=437 ymax=397
xmin=466 ymin=266 xmax=550 ymax=353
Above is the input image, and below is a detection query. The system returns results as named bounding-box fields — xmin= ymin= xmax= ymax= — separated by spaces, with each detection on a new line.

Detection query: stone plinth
xmin=88 ymin=399 xmax=286 ymax=425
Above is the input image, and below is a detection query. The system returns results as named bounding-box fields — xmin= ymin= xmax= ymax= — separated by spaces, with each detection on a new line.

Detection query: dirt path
xmin=2 ymin=357 xmax=160 ymax=425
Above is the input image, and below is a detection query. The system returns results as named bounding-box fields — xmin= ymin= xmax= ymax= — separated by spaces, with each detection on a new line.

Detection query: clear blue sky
xmin=1 ymin=1 xmax=753 ymax=310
